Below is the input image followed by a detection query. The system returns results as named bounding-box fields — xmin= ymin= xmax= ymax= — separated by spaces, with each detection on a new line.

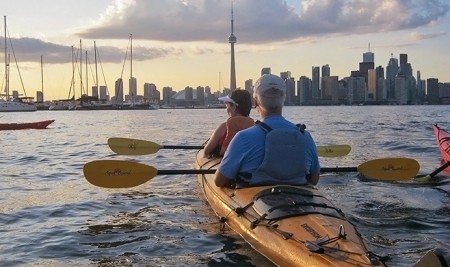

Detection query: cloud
xmin=5 ymin=36 xmax=183 ymax=64
xmin=76 ymin=0 xmax=450 ymax=43
xmin=6 ymin=0 xmax=450 ymax=64
xmin=408 ymin=31 xmax=447 ymax=40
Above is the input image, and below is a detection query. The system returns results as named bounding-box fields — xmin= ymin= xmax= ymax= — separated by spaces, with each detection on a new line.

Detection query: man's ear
xmin=254 ymin=98 xmax=259 ymax=107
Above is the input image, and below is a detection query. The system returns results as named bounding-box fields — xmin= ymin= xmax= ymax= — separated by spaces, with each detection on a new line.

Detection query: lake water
xmin=1 ymin=105 xmax=449 ymax=266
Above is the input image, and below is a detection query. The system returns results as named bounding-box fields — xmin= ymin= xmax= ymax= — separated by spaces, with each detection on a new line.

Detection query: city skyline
xmin=1 ymin=0 xmax=449 ymax=101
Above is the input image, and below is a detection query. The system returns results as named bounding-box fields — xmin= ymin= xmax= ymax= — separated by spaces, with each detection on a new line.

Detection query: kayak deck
xmin=195 ymin=150 xmax=386 ymax=267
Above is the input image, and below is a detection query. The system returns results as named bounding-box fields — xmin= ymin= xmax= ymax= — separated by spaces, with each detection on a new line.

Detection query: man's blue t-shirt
xmin=218 ymin=115 xmax=320 ymax=185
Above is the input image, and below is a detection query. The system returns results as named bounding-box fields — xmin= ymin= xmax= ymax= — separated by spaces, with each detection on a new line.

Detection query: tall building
xmin=311 ymin=66 xmax=320 ymax=101
xmin=399 ymin=53 xmax=408 ymax=76
xmin=363 ymin=44 xmax=374 ymax=63
xmin=417 ymin=70 xmax=425 ymax=103
xmin=129 ymin=77 xmax=137 ymax=102
xmin=347 ymin=76 xmax=366 ymax=103
xmin=427 ymin=78 xmax=439 ymax=104
xmin=196 ymin=86 xmax=205 ymax=105
xmin=244 ymin=79 xmax=253 ymax=95
xmin=228 ymin=2 xmax=237 ymax=91
xmin=36 ymin=91 xmax=43 ymax=103
xmin=386 ymin=54 xmax=399 ymax=99
xmin=358 ymin=45 xmax=375 ymax=91
xmin=185 ymin=86 xmax=194 ymax=101
xmin=321 ymin=64 xmax=330 ymax=77
xmin=321 ymin=64 xmax=330 ymax=99
xmin=144 ymin=83 xmax=160 ymax=103
xmin=91 ymin=86 xmax=98 ymax=98
xmin=375 ymin=66 xmax=386 ymax=101
xmin=322 ymin=76 xmax=339 ymax=102
xmin=367 ymin=69 xmax=376 ymax=101
xmin=281 ymin=71 xmax=295 ymax=105
xmin=298 ymin=76 xmax=311 ymax=104
xmin=395 ymin=77 xmax=408 ymax=104
xmin=99 ymin=86 xmax=108 ymax=101
xmin=162 ymin=86 xmax=173 ymax=105
xmin=115 ymin=78 xmax=124 ymax=104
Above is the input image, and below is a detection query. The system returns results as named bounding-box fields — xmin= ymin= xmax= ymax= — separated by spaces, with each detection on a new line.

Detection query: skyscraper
xmin=228 ymin=1 xmax=237 ymax=91
xmin=386 ymin=54 xmax=399 ymax=99
xmin=115 ymin=78 xmax=124 ymax=104
xmin=363 ymin=43 xmax=374 ymax=63
xmin=129 ymin=77 xmax=137 ymax=102
xmin=359 ymin=45 xmax=374 ymax=85
xmin=321 ymin=64 xmax=330 ymax=99
xmin=311 ymin=67 xmax=320 ymax=101
xmin=298 ymin=76 xmax=311 ymax=104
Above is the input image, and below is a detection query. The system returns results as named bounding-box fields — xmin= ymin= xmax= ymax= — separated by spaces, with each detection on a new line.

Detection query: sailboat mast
xmin=41 ymin=55 xmax=44 ymax=100
xmin=130 ymin=34 xmax=133 ymax=79
xmin=85 ymin=50 xmax=88 ymax=95
xmin=94 ymin=41 xmax=98 ymax=91
xmin=80 ymin=39 xmax=83 ymax=97
xmin=71 ymin=45 xmax=75 ymax=99
xmin=4 ymin=16 xmax=9 ymax=99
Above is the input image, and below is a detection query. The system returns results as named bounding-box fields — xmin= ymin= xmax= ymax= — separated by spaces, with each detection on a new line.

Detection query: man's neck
xmin=259 ymin=109 xmax=282 ymax=119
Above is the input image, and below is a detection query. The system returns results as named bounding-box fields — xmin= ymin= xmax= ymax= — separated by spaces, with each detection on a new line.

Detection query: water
xmin=1 ymin=106 xmax=449 ymax=267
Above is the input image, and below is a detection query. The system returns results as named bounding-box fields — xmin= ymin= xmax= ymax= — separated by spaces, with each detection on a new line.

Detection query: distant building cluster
xmin=66 ymin=50 xmax=449 ymax=108
xmin=274 ymin=51 xmax=450 ymax=106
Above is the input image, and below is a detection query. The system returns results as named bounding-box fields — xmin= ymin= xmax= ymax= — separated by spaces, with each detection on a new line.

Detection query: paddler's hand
xmin=214 ymin=170 xmax=230 ymax=187
xmin=307 ymin=172 xmax=320 ymax=185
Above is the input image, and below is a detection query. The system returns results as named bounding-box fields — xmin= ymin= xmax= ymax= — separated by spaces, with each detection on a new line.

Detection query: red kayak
xmin=0 ymin=119 xmax=55 ymax=131
xmin=433 ymin=124 xmax=450 ymax=162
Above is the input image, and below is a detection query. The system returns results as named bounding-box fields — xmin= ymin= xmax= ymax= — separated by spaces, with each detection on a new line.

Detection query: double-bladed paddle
xmin=107 ymin=137 xmax=352 ymax=158
xmin=83 ymin=157 xmax=420 ymax=188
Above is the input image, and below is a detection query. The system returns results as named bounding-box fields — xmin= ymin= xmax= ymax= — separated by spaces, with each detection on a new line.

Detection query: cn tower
xmin=228 ymin=1 xmax=237 ymax=91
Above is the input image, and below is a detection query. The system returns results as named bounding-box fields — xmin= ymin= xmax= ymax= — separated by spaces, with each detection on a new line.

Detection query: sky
xmin=1 ymin=0 xmax=449 ymax=101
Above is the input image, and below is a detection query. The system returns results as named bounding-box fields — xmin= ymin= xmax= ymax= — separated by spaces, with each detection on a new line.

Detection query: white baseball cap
xmin=218 ymin=95 xmax=239 ymax=106
xmin=253 ymin=74 xmax=286 ymax=98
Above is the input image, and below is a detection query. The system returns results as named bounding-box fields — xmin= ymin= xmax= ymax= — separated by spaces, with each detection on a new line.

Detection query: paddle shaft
xmin=162 ymin=145 xmax=204 ymax=149
xmin=429 ymin=160 xmax=450 ymax=178
xmin=158 ymin=167 xmax=358 ymax=175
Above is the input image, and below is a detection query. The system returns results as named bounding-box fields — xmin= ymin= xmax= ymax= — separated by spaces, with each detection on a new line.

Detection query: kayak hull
xmin=433 ymin=124 xmax=450 ymax=162
xmin=0 ymin=120 xmax=54 ymax=131
xmin=195 ymin=150 xmax=385 ymax=267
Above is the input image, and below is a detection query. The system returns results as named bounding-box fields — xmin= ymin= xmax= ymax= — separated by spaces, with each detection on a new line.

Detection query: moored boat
xmin=0 ymin=119 xmax=54 ymax=131
xmin=433 ymin=124 xmax=450 ymax=162
xmin=1 ymin=17 xmax=37 ymax=113
xmin=195 ymin=150 xmax=386 ymax=266
xmin=0 ymin=98 xmax=37 ymax=112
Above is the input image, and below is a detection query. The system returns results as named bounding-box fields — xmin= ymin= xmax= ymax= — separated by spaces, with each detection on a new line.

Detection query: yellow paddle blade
xmin=83 ymin=160 xmax=157 ymax=188
xmin=108 ymin=137 xmax=161 ymax=155
xmin=317 ymin=145 xmax=351 ymax=157
xmin=357 ymin=158 xmax=420 ymax=181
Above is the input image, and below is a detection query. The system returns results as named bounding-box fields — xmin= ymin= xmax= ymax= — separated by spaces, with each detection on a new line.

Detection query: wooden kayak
xmin=195 ymin=149 xmax=387 ymax=267
xmin=0 ymin=119 xmax=55 ymax=131
xmin=433 ymin=124 xmax=450 ymax=162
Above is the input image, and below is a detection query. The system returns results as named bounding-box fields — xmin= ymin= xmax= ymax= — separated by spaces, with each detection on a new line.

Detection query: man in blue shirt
xmin=214 ymin=74 xmax=320 ymax=187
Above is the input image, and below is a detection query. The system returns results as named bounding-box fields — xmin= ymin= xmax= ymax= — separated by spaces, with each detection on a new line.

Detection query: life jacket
xmin=220 ymin=116 xmax=255 ymax=155
xmin=249 ymin=121 xmax=308 ymax=186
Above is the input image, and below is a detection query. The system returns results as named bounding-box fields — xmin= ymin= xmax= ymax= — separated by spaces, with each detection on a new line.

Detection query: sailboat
xmin=0 ymin=16 xmax=37 ymax=112
xmin=49 ymin=46 xmax=78 ymax=110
